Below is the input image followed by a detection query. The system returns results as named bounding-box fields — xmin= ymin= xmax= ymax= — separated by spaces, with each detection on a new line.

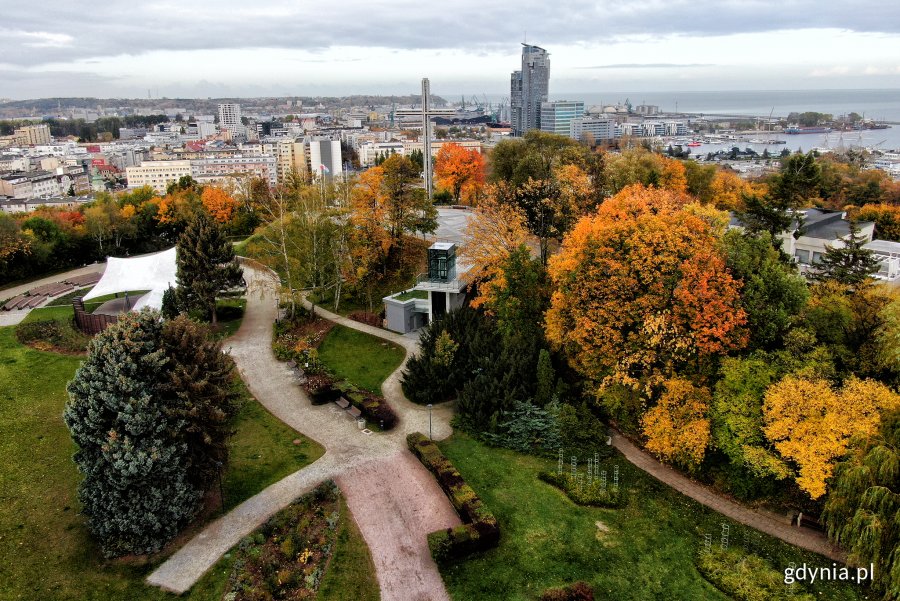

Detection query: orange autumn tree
xmin=545 ymin=184 xmax=747 ymax=391
xmin=763 ymin=375 xmax=900 ymax=499
xmin=641 ymin=378 xmax=711 ymax=469
xmin=201 ymin=186 xmax=238 ymax=223
xmin=434 ymin=142 xmax=486 ymax=205
xmin=461 ymin=184 xmax=530 ymax=309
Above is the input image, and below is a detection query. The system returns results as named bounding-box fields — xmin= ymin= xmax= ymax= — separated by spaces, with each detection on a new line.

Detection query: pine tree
xmin=535 ymin=349 xmax=555 ymax=406
xmin=811 ymin=221 xmax=880 ymax=286
xmin=176 ymin=212 xmax=243 ymax=325
xmin=64 ymin=311 xmax=200 ymax=557
xmin=162 ymin=315 xmax=237 ymax=489
xmin=160 ymin=285 xmax=179 ymax=319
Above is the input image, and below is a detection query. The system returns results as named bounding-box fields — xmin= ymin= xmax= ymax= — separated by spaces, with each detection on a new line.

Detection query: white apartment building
xmin=125 ymin=160 xmax=192 ymax=193
xmin=217 ymin=103 xmax=243 ymax=136
xmin=191 ymin=155 xmax=277 ymax=188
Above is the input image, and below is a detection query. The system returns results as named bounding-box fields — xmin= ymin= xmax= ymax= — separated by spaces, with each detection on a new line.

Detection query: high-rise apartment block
xmin=510 ymin=44 xmax=550 ymax=136
xmin=540 ymin=100 xmax=585 ymax=138
xmin=217 ymin=103 xmax=243 ymax=135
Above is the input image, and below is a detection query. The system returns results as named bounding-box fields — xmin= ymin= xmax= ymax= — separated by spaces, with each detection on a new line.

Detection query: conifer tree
xmin=176 ymin=211 xmax=243 ymax=325
xmin=64 ymin=311 xmax=200 ymax=557
xmin=162 ymin=315 xmax=237 ymax=489
xmin=811 ymin=221 xmax=880 ymax=286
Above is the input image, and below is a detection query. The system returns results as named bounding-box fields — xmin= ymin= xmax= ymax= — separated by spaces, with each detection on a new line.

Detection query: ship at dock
xmin=785 ymin=126 xmax=833 ymax=134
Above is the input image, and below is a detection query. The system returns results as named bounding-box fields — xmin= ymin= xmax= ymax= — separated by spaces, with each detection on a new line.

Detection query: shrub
xmin=15 ymin=318 xmax=91 ymax=354
xmin=480 ymin=400 xmax=562 ymax=456
xmin=538 ymin=471 xmax=624 ymax=507
xmin=337 ymin=382 xmax=398 ymax=430
xmin=696 ymin=546 xmax=814 ymax=601
xmin=407 ymin=432 xmax=500 ymax=562
xmin=539 ymin=581 xmax=595 ymax=601
xmin=557 ymin=402 xmax=612 ymax=459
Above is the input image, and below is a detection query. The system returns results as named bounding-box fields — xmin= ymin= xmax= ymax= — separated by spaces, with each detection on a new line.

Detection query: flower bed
xmin=538 ymin=471 xmax=625 ymax=507
xmin=223 ymin=481 xmax=342 ymax=600
xmin=272 ymin=314 xmax=334 ymax=368
xmin=539 ymin=581 xmax=595 ymax=601
xmin=696 ymin=546 xmax=815 ymax=601
xmin=303 ymin=373 xmax=342 ymax=405
xmin=339 ymin=383 xmax=398 ymax=430
xmin=407 ymin=432 xmax=500 ymax=563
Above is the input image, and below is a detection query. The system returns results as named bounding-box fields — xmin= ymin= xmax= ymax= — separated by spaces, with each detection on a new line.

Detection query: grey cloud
xmin=2 ymin=0 xmax=900 ymax=67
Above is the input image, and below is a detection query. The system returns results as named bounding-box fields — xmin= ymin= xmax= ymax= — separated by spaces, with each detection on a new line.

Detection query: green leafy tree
xmin=722 ymin=230 xmax=809 ymax=350
xmin=810 ymin=221 xmax=880 ymax=286
xmin=710 ymin=357 xmax=791 ymax=480
xmin=63 ymin=311 xmax=200 ymax=557
xmin=176 ymin=212 xmax=243 ymax=325
xmin=773 ymin=151 xmax=822 ymax=206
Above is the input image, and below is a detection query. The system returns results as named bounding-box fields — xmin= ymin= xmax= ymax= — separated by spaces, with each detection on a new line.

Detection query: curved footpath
xmin=611 ymin=432 xmax=845 ymax=561
xmin=148 ymin=263 xmax=847 ymax=598
xmin=148 ymin=264 xmax=459 ymax=601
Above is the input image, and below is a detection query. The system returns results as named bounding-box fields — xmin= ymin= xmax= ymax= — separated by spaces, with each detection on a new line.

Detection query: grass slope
xmin=317 ymin=325 xmax=405 ymax=394
xmin=436 ymin=433 xmax=860 ymax=601
xmin=0 ymin=326 xmax=324 ymax=601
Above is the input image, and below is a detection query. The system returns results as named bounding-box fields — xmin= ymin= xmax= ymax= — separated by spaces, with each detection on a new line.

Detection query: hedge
xmin=538 ymin=471 xmax=624 ymax=507
xmin=407 ymin=432 xmax=500 ymax=562
xmin=697 ymin=547 xmax=815 ymax=601
xmin=304 ymin=374 xmax=342 ymax=405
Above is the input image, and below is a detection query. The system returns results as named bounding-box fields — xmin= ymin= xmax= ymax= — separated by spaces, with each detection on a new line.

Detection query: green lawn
xmin=0 ymin=325 xmax=324 ymax=601
xmin=435 ymin=433 xmax=861 ymax=601
xmin=317 ymin=325 xmax=406 ymax=393
xmin=393 ymin=290 xmax=428 ymax=301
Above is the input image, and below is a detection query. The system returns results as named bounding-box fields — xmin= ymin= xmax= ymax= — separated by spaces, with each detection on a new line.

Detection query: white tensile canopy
xmin=82 ymin=247 xmax=177 ymax=311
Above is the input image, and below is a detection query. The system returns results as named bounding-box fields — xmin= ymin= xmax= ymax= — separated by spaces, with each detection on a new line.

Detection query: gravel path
xmin=148 ymin=264 xmax=458 ymax=600
xmin=611 ymin=432 xmax=845 ymax=561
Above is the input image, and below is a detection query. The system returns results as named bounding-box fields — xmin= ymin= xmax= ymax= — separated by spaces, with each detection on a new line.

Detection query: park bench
xmin=334 ymin=397 xmax=350 ymax=410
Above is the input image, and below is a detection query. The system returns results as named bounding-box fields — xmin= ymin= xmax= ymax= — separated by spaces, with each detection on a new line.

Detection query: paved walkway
xmin=148 ymin=264 xmax=458 ymax=600
xmin=611 ymin=432 xmax=845 ymax=561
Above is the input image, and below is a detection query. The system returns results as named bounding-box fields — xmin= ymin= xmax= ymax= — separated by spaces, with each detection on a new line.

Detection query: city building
xmin=217 ymin=103 xmax=243 ymax=136
xmin=191 ymin=155 xmax=277 ymax=188
xmin=540 ymin=100 xmax=585 ymax=138
xmin=14 ymin=124 xmax=52 ymax=146
xmin=729 ymin=208 xmax=900 ymax=283
xmin=308 ymin=139 xmax=343 ymax=179
xmin=510 ymin=44 xmax=550 ymax=136
xmin=125 ymin=160 xmax=192 ymax=193
xmin=383 ymin=242 xmax=469 ymax=333
xmin=571 ymin=117 xmax=617 ymax=145
xmin=274 ymin=139 xmax=308 ymax=183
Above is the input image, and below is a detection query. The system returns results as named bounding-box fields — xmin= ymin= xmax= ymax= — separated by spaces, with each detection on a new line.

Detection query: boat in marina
xmin=785 ymin=126 xmax=833 ymax=134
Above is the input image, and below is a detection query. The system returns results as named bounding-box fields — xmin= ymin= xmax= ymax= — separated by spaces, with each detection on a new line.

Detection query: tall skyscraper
xmin=510 ymin=44 xmax=550 ymax=136
xmin=217 ymin=103 xmax=242 ymax=136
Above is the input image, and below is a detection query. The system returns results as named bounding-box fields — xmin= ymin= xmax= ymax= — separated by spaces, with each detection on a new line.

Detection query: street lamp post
xmin=427 ymin=403 xmax=433 ymax=440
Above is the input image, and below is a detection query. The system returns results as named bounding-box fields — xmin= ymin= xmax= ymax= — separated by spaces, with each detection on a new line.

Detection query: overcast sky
xmin=2 ymin=0 xmax=900 ymax=100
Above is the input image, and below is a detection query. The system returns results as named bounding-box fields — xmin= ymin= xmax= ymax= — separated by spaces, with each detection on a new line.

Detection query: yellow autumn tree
xmin=762 ymin=375 xmax=900 ymax=499
xmin=641 ymin=378 xmax=711 ymax=469
xmin=709 ymin=170 xmax=768 ymax=211
xmin=201 ymin=186 xmax=238 ymax=223
xmin=347 ymin=167 xmax=393 ymax=309
xmin=461 ymin=185 xmax=530 ymax=309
